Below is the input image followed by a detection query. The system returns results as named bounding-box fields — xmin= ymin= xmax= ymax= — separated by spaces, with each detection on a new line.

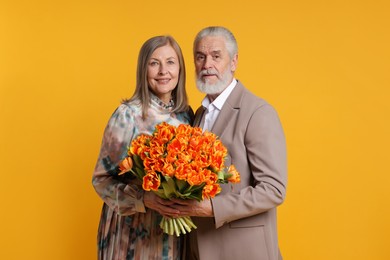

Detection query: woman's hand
xmin=143 ymin=192 xmax=180 ymax=218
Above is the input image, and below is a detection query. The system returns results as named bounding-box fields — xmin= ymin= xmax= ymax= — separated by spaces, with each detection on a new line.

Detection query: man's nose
xmin=202 ymin=56 xmax=212 ymax=69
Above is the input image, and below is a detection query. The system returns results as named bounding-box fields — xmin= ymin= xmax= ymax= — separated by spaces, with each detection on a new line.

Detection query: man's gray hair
xmin=193 ymin=26 xmax=238 ymax=58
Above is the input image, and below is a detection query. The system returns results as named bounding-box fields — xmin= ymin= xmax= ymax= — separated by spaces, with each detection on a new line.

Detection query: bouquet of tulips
xmin=118 ymin=122 xmax=240 ymax=236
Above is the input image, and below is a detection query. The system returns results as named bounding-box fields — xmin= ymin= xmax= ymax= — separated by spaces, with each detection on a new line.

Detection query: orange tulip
xmin=174 ymin=164 xmax=188 ymax=181
xmin=167 ymin=138 xmax=183 ymax=152
xmin=204 ymin=170 xmax=218 ymax=185
xmin=210 ymin=154 xmax=225 ymax=171
xmin=202 ymin=183 xmax=221 ymax=199
xmin=118 ymin=157 xmax=133 ymax=175
xmin=148 ymin=141 xmax=164 ymax=159
xmin=142 ymin=172 xmax=160 ymax=191
xmin=154 ymin=122 xmax=176 ymax=144
xmin=186 ymin=165 xmax=206 ymax=186
xmin=176 ymin=124 xmax=193 ymax=136
xmin=227 ymin=165 xmax=241 ymax=183
xmin=161 ymin=160 xmax=175 ymax=177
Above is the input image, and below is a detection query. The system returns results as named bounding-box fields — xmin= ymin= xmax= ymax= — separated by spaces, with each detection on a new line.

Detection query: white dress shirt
xmin=201 ymin=79 xmax=237 ymax=132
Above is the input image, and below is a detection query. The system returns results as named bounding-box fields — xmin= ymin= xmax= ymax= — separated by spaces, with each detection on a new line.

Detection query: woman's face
xmin=147 ymin=44 xmax=180 ymax=104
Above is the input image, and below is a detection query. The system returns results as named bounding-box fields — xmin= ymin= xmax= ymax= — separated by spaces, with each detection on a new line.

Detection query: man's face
xmin=194 ymin=36 xmax=237 ymax=95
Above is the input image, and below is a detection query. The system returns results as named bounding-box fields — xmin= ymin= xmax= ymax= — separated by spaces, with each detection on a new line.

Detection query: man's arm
xmin=212 ymin=104 xmax=287 ymax=228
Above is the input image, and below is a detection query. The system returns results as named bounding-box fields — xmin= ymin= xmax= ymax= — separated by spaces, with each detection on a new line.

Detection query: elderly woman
xmin=92 ymin=35 xmax=193 ymax=260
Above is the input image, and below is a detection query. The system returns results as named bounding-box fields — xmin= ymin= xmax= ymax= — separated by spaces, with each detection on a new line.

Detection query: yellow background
xmin=1 ymin=0 xmax=389 ymax=259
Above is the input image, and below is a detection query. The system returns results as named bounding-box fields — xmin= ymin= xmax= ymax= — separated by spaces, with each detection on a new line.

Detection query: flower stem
xmin=184 ymin=216 xmax=197 ymax=229
xmin=159 ymin=216 xmax=197 ymax=236
xmin=169 ymin=218 xmax=174 ymax=235
xmin=177 ymin=217 xmax=191 ymax=233
xmin=172 ymin=219 xmax=180 ymax=237
xmin=178 ymin=218 xmax=187 ymax=234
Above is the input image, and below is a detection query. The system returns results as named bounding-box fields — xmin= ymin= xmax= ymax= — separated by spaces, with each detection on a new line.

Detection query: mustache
xmin=198 ymin=69 xmax=219 ymax=77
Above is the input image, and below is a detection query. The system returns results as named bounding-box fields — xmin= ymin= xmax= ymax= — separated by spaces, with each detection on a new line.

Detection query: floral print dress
xmin=92 ymin=96 xmax=192 ymax=260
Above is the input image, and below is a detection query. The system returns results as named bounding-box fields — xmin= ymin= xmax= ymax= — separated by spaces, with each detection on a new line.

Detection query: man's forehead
xmin=196 ymin=36 xmax=226 ymax=52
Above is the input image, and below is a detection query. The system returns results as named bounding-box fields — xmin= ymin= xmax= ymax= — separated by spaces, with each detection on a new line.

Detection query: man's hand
xmin=170 ymin=198 xmax=214 ymax=217
xmin=143 ymin=192 xmax=180 ymax=218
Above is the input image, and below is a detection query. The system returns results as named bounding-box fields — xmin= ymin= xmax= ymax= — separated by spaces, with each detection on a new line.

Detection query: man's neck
xmin=207 ymin=93 xmax=220 ymax=102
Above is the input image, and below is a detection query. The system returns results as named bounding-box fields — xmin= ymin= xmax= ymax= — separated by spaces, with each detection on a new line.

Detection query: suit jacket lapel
xmin=211 ymin=81 xmax=244 ymax=137
xmin=193 ymin=106 xmax=206 ymax=127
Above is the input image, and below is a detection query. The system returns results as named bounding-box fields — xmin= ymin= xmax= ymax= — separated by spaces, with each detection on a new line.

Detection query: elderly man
xmin=173 ymin=26 xmax=287 ymax=260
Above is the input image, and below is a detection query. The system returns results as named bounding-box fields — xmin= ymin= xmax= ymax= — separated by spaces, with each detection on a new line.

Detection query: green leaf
xmin=175 ymin=191 xmax=192 ymax=199
xmin=162 ymin=181 xmax=175 ymax=198
xmin=186 ymin=189 xmax=203 ymax=202
xmin=184 ymin=183 xmax=205 ymax=194
xmin=133 ymin=154 xmax=144 ymax=169
xmin=165 ymin=176 xmax=176 ymax=188
xmin=175 ymin=179 xmax=188 ymax=192
xmin=135 ymin=167 xmax=145 ymax=179
xmin=154 ymin=189 xmax=168 ymax=199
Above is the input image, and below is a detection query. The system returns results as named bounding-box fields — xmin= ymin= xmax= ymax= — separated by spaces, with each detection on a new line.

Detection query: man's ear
xmin=231 ymin=54 xmax=238 ymax=72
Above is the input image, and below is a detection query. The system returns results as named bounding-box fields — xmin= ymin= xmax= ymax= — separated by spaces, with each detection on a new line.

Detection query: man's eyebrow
xmin=195 ymin=51 xmax=205 ymax=55
xmin=195 ymin=50 xmax=222 ymax=55
xmin=211 ymin=50 xmax=222 ymax=55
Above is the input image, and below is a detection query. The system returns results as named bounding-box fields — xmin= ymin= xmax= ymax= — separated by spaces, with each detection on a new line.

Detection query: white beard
xmin=196 ymin=69 xmax=232 ymax=95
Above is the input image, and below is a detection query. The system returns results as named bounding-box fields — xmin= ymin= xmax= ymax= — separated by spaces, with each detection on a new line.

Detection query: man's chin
xmin=196 ymin=83 xmax=225 ymax=95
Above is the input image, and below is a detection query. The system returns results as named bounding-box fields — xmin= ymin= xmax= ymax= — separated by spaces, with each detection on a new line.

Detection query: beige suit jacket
xmin=187 ymin=81 xmax=287 ymax=260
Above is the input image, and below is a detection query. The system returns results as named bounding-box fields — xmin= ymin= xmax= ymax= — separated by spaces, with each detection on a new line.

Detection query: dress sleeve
xmin=92 ymin=104 xmax=146 ymax=215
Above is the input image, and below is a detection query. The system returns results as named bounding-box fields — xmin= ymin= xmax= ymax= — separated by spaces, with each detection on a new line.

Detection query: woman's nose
xmin=158 ymin=64 xmax=168 ymax=75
